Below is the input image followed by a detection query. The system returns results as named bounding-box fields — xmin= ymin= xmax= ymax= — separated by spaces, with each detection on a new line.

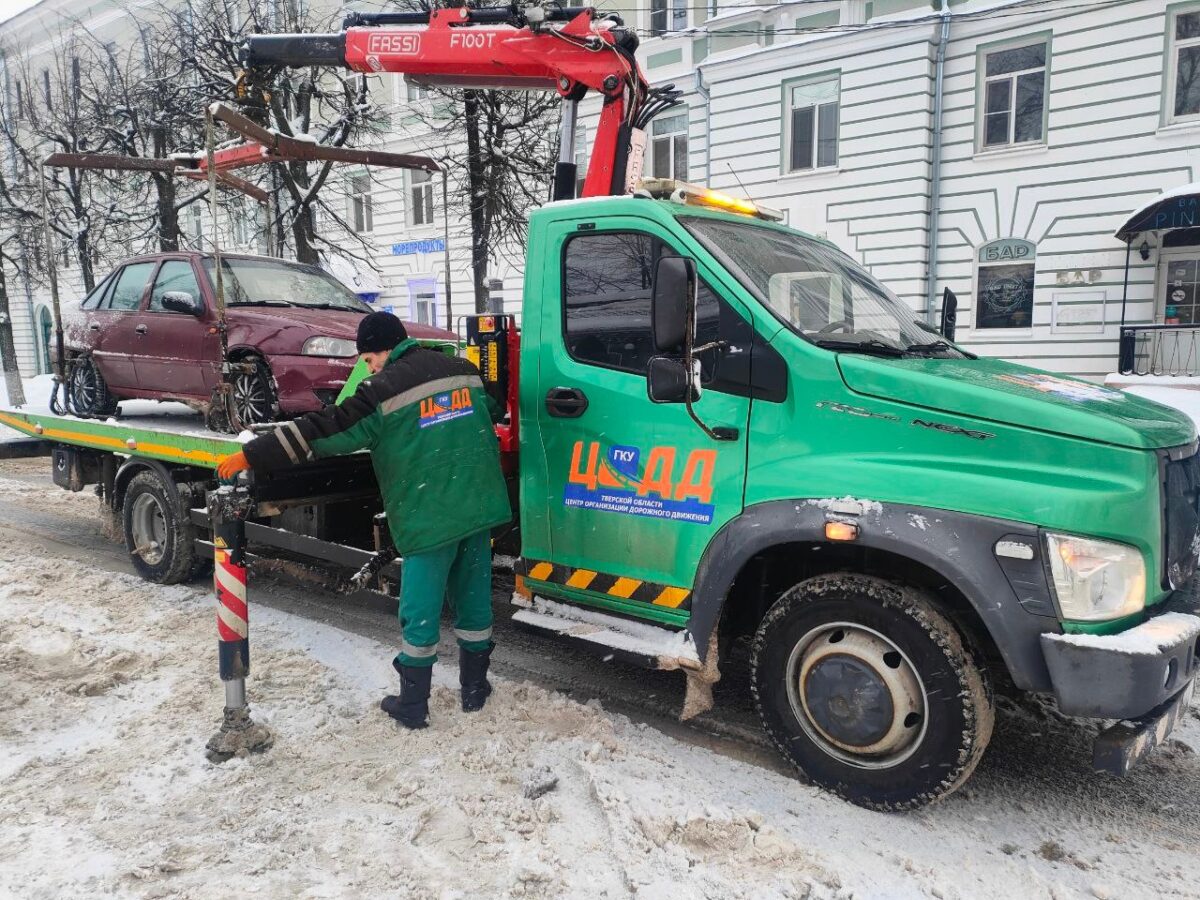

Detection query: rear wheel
xmin=122 ymin=471 xmax=197 ymax=584
xmin=231 ymin=357 xmax=277 ymax=427
xmin=68 ymin=355 xmax=118 ymax=417
xmin=751 ymin=573 xmax=993 ymax=811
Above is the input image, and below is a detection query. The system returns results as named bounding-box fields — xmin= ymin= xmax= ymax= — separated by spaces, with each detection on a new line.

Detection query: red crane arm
xmin=243 ymin=7 xmax=658 ymax=198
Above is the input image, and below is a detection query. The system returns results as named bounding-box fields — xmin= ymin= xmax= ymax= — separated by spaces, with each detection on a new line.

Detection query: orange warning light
xmin=825 ymin=521 xmax=859 ymax=542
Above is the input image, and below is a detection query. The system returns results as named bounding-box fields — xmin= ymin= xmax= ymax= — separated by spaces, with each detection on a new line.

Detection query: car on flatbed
xmin=62 ymin=252 xmax=455 ymax=425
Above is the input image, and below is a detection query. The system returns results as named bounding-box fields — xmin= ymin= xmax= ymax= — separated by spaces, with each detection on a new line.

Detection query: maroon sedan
xmin=63 ymin=252 xmax=455 ymax=424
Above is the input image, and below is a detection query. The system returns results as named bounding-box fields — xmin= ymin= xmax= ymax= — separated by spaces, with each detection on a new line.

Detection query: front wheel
xmin=68 ymin=355 xmax=118 ymax=417
xmin=751 ymin=573 xmax=993 ymax=811
xmin=231 ymin=357 xmax=277 ymax=427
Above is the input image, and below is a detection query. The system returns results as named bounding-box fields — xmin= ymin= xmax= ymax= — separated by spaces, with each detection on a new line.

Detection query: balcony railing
xmin=1118 ymin=324 xmax=1200 ymax=376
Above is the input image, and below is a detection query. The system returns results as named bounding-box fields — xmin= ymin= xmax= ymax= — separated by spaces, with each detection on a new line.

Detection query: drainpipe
xmin=695 ymin=65 xmax=712 ymax=186
xmin=924 ymin=0 xmax=951 ymax=325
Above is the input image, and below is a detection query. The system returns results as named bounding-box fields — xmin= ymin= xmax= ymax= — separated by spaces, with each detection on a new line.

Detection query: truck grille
xmin=1163 ymin=445 xmax=1200 ymax=590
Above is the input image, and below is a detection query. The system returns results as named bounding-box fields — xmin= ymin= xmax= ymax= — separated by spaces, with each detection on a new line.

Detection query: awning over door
xmin=1116 ymin=183 xmax=1200 ymax=242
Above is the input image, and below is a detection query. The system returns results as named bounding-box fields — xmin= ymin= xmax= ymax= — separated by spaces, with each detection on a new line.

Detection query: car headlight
xmin=1044 ymin=532 xmax=1146 ymax=621
xmin=302 ymin=336 xmax=358 ymax=358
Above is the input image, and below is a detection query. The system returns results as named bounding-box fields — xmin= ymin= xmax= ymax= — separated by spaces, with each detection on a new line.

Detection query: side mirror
xmin=939 ymin=287 xmax=958 ymax=342
xmin=651 ymin=255 xmax=697 ymax=353
xmin=161 ymin=291 xmax=203 ymax=316
xmin=647 ymin=356 xmax=699 ymax=404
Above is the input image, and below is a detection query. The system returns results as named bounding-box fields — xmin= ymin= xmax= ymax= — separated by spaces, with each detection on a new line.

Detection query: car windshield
xmin=682 ymin=216 xmax=965 ymax=357
xmin=202 ymin=258 xmax=371 ymax=313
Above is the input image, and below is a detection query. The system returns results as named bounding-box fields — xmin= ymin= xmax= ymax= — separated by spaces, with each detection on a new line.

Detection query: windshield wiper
xmin=904 ymin=339 xmax=952 ymax=354
xmin=302 ymin=302 xmax=363 ymax=311
xmin=230 ymin=300 xmax=291 ymax=307
xmin=813 ymin=337 xmax=906 ymax=357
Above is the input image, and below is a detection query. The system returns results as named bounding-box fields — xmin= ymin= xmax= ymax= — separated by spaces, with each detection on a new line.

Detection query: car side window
xmin=104 ymin=262 xmax=155 ymax=311
xmin=80 ymin=274 xmax=114 ymax=310
xmin=561 ymin=230 xmax=755 ymax=393
xmin=149 ymin=260 xmax=202 ymax=312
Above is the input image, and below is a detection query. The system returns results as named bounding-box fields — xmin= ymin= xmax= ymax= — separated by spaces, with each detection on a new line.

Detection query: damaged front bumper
xmin=1041 ymin=608 xmax=1200 ymax=775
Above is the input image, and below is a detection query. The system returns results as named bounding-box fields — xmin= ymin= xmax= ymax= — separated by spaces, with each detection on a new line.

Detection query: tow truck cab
xmin=511 ymin=183 xmax=1200 ymax=810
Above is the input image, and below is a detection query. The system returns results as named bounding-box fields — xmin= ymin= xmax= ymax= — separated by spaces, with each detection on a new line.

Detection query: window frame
xmin=1166 ymin=3 xmax=1200 ymax=125
xmin=649 ymin=111 xmax=689 ymax=180
xmin=349 ymin=172 xmax=374 ymax=233
xmin=558 ymin=227 xmax=761 ymax=396
xmin=973 ymin=238 xmax=1038 ymax=332
xmin=409 ymin=169 xmax=435 ymax=228
xmin=147 ymin=258 xmax=205 ymax=314
xmin=649 ymin=0 xmax=688 ymax=37
xmin=781 ymin=72 xmax=840 ymax=175
xmin=80 ymin=271 xmax=117 ymax=310
xmin=101 ymin=261 xmax=157 ymax=312
xmin=974 ymin=32 xmax=1051 ymax=153
xmin=407 ymin=277 xmax=439 ymax=327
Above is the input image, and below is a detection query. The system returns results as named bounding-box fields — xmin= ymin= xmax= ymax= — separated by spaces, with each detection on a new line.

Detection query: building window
xmin=41 ymin=69 xmax=51 ymax=110
xmin=409 ymin=169 xmax=434 ymax=227
xmin=650 ymin=112 xmax=688 ymax=180
xmin=349 ymin=173 xmax=373 ymax=233
xmin=189 ymin=205 xmax=203 ymax=247
xmin=14 ymin=79 xmax=23 ymax=120
xmin=785 ymin=76 xmax=839 ymax=172
xmin=1169 ymin=9 xmax=1200 ymax=122
xmin=976 ymin=238 xmax=1036 ymax=329
xmin=406 ymin=79 xmax=429 ymax=101
xmin=980 ymin=40 xmax=1047 ymax=149
xmin=650 ymin=0 xmax=687 ymax=36
xmin=408 ymin=278 xmax=438 ymax=326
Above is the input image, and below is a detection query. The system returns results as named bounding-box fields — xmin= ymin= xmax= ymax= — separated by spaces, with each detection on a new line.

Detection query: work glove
xmin=217 ymin=450 xmax=250 ymax=481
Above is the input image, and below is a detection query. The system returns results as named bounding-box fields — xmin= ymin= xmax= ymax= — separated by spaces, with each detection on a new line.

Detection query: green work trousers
xmin=395 ymin=528 xmax=493 ymax=668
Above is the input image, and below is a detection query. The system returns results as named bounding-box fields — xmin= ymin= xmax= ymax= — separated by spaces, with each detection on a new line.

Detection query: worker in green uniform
xmin=217 ymin=312 xmax=511 ymax=729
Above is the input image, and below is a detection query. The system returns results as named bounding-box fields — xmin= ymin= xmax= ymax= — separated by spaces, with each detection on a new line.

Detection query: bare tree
xmin=167 ymin=0 xmax=390 ymax=264
xmin=0 ymin=168 xmax=44 ymax=405
xmin=411 ymin=86 xmax=559 ymax=311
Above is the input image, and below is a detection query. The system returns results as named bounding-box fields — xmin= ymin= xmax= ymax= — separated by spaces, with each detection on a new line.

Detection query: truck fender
xmin=687 ymin=499 xmax=1060 ymax=692
xmin=113 ymin=457 xmax=193 ymax=513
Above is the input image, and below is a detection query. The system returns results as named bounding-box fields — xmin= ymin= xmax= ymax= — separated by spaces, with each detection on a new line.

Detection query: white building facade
xmin=5 ymin=0 xmax=1200 ymax=380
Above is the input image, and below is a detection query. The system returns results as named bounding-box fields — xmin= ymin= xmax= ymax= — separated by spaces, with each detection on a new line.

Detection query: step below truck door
xmin=523 ymin=217 xmax=752 ymax=625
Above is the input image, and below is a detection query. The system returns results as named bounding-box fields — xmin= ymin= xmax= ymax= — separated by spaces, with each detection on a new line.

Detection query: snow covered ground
xmin=2 ymin=474 xmax=1200 ymax=899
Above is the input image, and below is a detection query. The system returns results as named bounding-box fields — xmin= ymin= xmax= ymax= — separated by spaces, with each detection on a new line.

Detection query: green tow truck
xmin=4 ymin=180 xmax=1198 ymax=810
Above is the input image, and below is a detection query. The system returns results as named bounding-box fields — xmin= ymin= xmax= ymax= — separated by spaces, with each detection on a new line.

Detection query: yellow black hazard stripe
xmin=515 ymin=558 xmax=691 ymax=610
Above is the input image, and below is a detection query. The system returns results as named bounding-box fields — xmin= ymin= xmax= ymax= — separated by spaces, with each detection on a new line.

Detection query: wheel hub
xmin=786 ymin=623 xmax=928 ymax=769
xmin=130 ymin=493 xmax=167 ymax=566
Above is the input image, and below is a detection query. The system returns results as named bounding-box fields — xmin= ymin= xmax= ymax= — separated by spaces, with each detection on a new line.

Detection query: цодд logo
xmin=366 ymin=32 xmax=421 ymax=54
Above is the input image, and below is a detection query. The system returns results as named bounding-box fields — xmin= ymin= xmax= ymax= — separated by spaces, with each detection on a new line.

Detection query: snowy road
xmin=2 ymin=457 xmax=1199 ymax=899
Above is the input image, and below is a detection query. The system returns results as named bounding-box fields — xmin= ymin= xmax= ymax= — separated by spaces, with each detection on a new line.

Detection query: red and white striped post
xmin=206 ymin=484 xmax=272 ymax=762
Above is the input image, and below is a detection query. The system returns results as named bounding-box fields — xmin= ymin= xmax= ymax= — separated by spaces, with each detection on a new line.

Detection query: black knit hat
xmin=356 ymin=311 xmax=408 ymax=354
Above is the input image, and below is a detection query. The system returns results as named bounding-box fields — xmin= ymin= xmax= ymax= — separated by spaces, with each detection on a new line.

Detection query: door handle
xmin=88 ymin=323 xmax=100 ymax=331
xmin=135 ymin=324 xmax=148 ymax=335
xmin=545 ymin=387 xmax=589 ymax=418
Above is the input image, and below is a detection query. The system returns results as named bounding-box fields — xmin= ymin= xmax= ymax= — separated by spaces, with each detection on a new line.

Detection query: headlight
xmin=302 ymin=336 xmax=358 ymax=358
xmin=1044 ymin=532 xmax=1146 ymax=621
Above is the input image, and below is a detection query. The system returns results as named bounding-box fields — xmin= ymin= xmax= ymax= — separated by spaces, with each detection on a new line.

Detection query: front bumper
xmin=270 ymin=354 xmax=355 ymax=414
xmin=1041 ymin=610 xmax=1200 ymax=720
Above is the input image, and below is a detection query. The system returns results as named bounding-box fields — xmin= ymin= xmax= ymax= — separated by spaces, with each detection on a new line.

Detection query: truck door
xmin=527 ymin=220 xmax=754 ymax=624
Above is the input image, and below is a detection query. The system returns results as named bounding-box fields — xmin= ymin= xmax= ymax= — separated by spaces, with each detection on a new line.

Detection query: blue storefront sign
xmin=392 ymin=238 xmax=446 ymax=256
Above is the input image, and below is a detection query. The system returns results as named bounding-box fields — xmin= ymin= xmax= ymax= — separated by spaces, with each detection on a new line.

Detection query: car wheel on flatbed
xmin=122 ymin=471 xmax=198 ymax=584
xmin=68 ymin=355 xmax=118 ymax=417
xmin=231 ymin=356 xmax=277 ymax=427
xmin=751 ymin=573 xmax=994 ymax=811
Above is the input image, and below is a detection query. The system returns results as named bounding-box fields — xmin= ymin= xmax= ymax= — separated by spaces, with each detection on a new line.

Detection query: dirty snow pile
xmin=2 ymin=485 xmax=1200 ymax=898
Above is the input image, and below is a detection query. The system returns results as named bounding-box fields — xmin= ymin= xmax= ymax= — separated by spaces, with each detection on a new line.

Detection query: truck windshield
xmin=682 ymin=217 xmax=965 ymax=358
xmin=202 ymin=258 xmax=371 ymax=313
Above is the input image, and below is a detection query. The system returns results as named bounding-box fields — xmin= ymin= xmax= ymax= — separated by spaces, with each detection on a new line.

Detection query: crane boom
xmin=242 ymin=5 xmax=677 ymax=199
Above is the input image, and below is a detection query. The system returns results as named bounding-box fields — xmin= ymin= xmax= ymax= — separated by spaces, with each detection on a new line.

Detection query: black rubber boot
xmin=381 ymin=659 xmax=432 ymax=729
xmin=460 ymin=643 xmax=494 ymax=712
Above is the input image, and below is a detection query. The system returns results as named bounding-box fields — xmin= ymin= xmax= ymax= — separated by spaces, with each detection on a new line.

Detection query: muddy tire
xmin=68 ymin=355 xmax=118 ymax=417
xmin=121 ymin=471 xmax=197 ymax=584
xmin=231 ymin=356 xmax=277 ymax=427
xmin=751 ymin=573 xmax=993 ymax=811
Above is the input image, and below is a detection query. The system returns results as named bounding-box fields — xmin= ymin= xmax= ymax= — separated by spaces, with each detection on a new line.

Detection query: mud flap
xmin=1094 ymin=678 xmax=1195 ymax=776
xmin=673 ymin=630 xmax=721 ymax=722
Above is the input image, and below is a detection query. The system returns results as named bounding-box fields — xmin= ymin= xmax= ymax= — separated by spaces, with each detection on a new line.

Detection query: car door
xmin=92 ymin=261 xmax=156 ymax=392
xmin=526 ymin=218 xmax=753 ymax=624
xmin=134 ymin=258 xmax=216 ymax=397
